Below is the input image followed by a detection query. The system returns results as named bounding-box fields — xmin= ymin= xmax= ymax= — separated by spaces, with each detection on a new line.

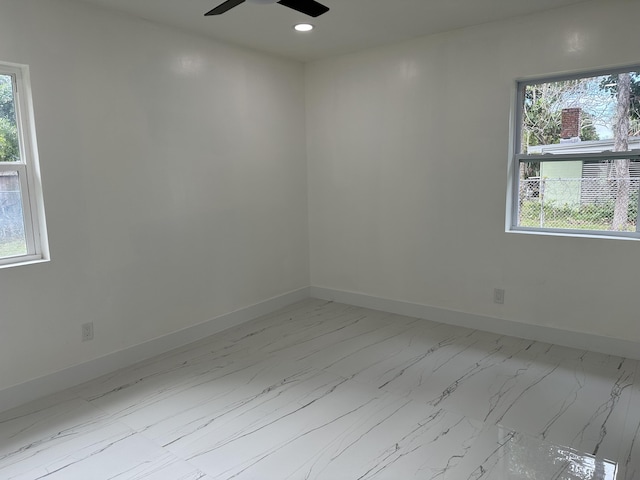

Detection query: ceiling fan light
xmin=294 ymin=23 xmax=314 ymax=32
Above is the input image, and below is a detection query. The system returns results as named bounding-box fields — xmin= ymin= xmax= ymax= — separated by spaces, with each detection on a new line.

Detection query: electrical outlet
xmin=493 ymin=288 xmax=505 ymax=304
xmin=82 ymin=322 xmax=94 ymax=342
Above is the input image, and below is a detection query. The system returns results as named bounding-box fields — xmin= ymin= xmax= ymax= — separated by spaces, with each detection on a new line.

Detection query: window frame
xmin=509 ymin=65 xmax=640 ymax=240
xmin=0 ymin=62 xmax=48 ymax=267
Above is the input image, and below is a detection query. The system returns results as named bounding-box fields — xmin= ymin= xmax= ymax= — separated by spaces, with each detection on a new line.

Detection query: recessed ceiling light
xmin=294 ymin=23 xmax=314 ymax=32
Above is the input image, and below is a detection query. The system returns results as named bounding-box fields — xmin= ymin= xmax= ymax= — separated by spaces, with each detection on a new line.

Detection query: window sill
xmin=0 ymin=254 xmax=49 ymax=269
xmin=507 ymin=226 xmax=640 ymax=241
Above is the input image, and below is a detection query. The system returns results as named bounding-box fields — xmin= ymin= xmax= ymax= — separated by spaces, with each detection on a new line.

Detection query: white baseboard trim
xmin=310 ymin=286 xmax=640 ymax=361
xmin=5 ymin=285 xmax=637 ymax=413
xmin=0 ymin=287 xmax=311 ymax=413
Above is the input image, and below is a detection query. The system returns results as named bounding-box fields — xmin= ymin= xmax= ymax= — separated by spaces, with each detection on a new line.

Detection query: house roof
xmin=528 ymin=137 xmax=640 ymax=155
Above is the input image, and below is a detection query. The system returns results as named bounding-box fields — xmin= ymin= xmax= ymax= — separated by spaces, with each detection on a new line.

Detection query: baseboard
xmin=0 ymin=287 xmax=311 ymax=414
xmin=5 ymin=285 xmax=637 ymax=414
xmin=310 ymin=286 xmax=640 ymax=361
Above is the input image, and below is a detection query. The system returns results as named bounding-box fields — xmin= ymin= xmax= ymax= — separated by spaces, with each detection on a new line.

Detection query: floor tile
xmin=455 ymin=423 xmax=618 ymax=480
xmin=0 ymin=392 xmax=212 ymax=479
xmin=614 ymin=365 xmax=640 ymax=480
xmin=3 ymin=427 xmax=211 ymax=480
xmin=163 ymin=372 xmax=483 ymax=479
xmin=491 ymin=350 xmax=636 ymax=461
xmin=0 ymin=392 xmax=108 ymax=465
xmin=2 ymin=299 xmax=639 ymax=479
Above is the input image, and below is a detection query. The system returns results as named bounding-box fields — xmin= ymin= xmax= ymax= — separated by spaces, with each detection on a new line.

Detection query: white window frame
xmin=0 ymin=62 xmax=48 ymax=267
xmin=508 ymin=66 xmax=640 ymax=240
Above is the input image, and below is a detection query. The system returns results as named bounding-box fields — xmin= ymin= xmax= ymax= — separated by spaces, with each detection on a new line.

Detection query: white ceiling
xmin=77 ymin=0 xmax=591 ymax=62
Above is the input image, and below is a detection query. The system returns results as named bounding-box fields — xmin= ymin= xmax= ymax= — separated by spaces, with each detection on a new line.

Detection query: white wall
xmin=306 ymin=0 xmax=640 ymax=343
xmin=0 ymin=0 xmax=309 ymax=391
xmin=3 ymin=0 xmax=639 ymax=400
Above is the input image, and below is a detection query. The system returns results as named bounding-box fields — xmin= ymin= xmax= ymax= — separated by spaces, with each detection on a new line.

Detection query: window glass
xmin=0 ymin=63 xmax=48 ymax=266
xmin=521 ymin=72 xmax=640 ymax=155
xmin=0 ymin=74 xmax=20 ymax=162
xmin=0 ymin=171 xmax=27 ymax=257
xmin=518 ymin=160 xmax=640 ymax=232
xmin=513 ymin=69 xmax=640 ymax=237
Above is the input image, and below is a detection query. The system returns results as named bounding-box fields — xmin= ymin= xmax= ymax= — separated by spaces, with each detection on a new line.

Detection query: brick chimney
xmin=560 ymin=108 xmax=581 ymax=141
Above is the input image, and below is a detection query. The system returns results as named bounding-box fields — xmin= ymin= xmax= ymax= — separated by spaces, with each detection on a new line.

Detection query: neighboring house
xmin=528 ymin=138 xmax=640 ymax=207
xmin=527 ymin=109 xmax=640 ymax=207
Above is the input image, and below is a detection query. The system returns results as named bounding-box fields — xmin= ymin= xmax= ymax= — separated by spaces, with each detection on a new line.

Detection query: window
xmin=0 ymin=62 xmax=47 ymax=266
xmin=509 ymin=67 xmax=640 ymax=238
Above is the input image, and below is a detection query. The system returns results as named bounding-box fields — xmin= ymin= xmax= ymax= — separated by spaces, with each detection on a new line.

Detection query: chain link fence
xmin=0 ymin=189 xmax=27 ymax=257
xmin=519 ymin=177 xmax=640 ymax=231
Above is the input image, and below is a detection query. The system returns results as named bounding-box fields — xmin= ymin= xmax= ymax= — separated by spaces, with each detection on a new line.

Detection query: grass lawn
xmin=0 ymin=238 xmax=27 ymax=258
xmin=520 ymin=200 xmax=636 ymax=232
xmin=519 ymin=217 xmax=635 ymax=231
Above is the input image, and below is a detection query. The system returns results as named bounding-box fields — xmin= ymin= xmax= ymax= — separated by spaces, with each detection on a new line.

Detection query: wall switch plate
xmin=494 ymin=288 xmax=505 ymax=304
xmin=82 ymin=322 xmax=94 ymax=342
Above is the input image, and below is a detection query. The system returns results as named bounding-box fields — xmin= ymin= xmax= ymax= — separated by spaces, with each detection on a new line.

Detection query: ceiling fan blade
xmin=277 ymin=0 xmax=329 ymax=17
xmin=205 ymin=0 xmax=246 ymax=16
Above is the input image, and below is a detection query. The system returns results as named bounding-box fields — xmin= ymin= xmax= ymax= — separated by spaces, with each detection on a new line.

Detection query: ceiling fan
xmin=205 ymin=0 xmax=330 ymax=18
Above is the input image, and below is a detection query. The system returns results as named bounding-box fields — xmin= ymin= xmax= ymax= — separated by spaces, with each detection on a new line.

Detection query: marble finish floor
xmin=1 ymin=299 xmax=639 ymax=479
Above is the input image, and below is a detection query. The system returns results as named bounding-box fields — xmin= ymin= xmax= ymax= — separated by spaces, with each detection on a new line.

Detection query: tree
xmin=611 ymin=73 xmax=631 ymax=230
xmin=600 ymin=73 xmax=640 ymax=230
xmin=523 ymin=82 xmax=600 ymax=149
xmin=521 ymin=81 xmax=599 ymax=178
xmin=522 ymin=83 xmax=563 ymax=150
xmin=0 ymin=118 xmax=19 ymax=161
xmin=0 ymin=76 xmax=19 ymax=162
xmin=601 ymin=73 xmax=640 ymax=128
xmin=0 ymin=76 xmax=15 ymax=119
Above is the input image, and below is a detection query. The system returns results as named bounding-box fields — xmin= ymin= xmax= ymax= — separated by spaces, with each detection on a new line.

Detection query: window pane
xmin=518 ymin=159 xmax=640 ymax=232
xmin=0 ymin=74 xmax=20 ymax=162
xmin=0 ymin=171 xmax=27 ymax=257
xmin=521 ymin=71 xmax=640 ymax=155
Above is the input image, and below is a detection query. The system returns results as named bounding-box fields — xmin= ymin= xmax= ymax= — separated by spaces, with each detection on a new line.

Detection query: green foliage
xmin=0 ymin=238 xmax=27 ymax=258
xmin=578 ymin=113 xmax=599 ymax=142
xmin=522 ymin=82 xmax=600 ymax=153
xmin=520 ymin=196 xmax=638 ymax=231
xmin=600 ymin=73 xmax=640 ymax=121
xmin=521 ymin=200 xmax=574 ymax=223
xmin=522 ymin=83 xmax=562 ymax=148
xmin=578 ymin=201 xmax=614 ymax=224
xmin=629 ymin=190 xmax=638 ymax=223
xmin=0 ymin=117 xmax=19 ymax=161
xmin=0 ymin=76 xmax=15 ymax=120
xmin=0 ymin=75 xmax=19 ymax=162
